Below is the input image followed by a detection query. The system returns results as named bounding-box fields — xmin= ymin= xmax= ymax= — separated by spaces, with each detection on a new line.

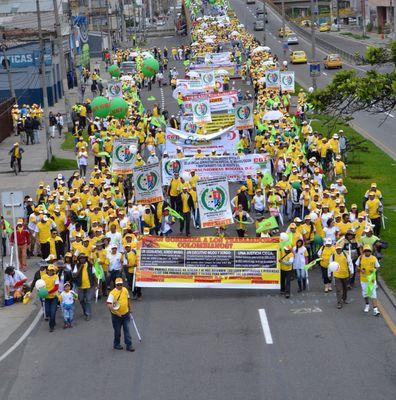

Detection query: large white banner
xmin=234 ymin=102 xmax=254 ymax=130
xmin=180 ymin=116 xmax=197 ymax=133
xmin=165 ymin=126 xmax=239 ymax=156
xmin=280 ymin=71 xmax=295 ymax=93
xmin=197 ymin=177 xmax=233 ymax=229
xmin=183 ymin=90 xmax=238 ymax=114
xmin=265 ymin=69 xmax=280 ymax=89
xmin=107 ymin=80 xmax=123 ymax=99
xmin=133 ymin=163 xmax=164 ymax=204
xmin=111 ymin=138 xmax=138 ymax=174
xmin=192 ymin=97 xmax=212 ymax=123
xmin=204 ymin=52 xmax=231 ymax=64
xmin=162 ymin=154 xmax=271 ymax=185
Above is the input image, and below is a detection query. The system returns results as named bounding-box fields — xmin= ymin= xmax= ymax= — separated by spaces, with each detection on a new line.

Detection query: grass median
xmin=310 ymin=114 xmax=396 ymax=292
xmin=42 ymin=156 xmax=77 ymax=171
xmin=61 ymin=132 xmax=89 ymax=151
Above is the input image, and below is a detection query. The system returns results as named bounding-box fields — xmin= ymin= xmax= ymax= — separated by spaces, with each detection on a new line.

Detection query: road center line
xmin=258 ymin=309 xmax=273 ymax=344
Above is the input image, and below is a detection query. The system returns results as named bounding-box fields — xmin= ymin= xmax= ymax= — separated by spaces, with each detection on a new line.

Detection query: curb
xmin=0 ymin=169 xmax=43 ymax=175
xmin=378 ymin=275 xmax=396 ymax=310
xmin=0 ymin=304 xmax=41 ymax=363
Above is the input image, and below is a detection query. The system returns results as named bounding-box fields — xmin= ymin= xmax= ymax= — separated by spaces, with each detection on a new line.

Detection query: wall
xmin=0 ymin=97 xmax=14 ymax=143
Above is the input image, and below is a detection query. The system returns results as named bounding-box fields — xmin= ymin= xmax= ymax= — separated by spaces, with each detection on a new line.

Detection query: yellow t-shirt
xmin=80 ymin=264 xmax=91 ymax=289
xmin=36 ymin=221 xmax=52 ymax=244
xmin=366 ymin=198 xmax=380 ymax=219
xmin=42 ymin=273 xmax=59 ymax=299
xmin=333 ymin=253 xmax=349 ymax=279
xmin=319 ymin=246 xmax=335 ymax=268
xmin=169 ymin=178 xmax=182 ymax=197
xmin=358 ymin=255 xmax=378 ymax=283
xmin=109 ymin=287 xmax=129 ymax=315
xmin=181 ymin=193 xmax=190 ymax=213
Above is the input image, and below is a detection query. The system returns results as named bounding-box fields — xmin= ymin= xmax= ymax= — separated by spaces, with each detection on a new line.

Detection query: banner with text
xmin=197 ymin=177 xmax=233 ymax=229
xmin=136 ymin=236 xmax=280 ymax=289
xmin=265 ymin=69 xmax=280 ymax=89
xmin=192 ymin=97 xmax=212 ymax=123
xmin=280 ymin=71 xmax=295 ymax=93
xmin=111 ymin=138 xmax=138 ymax=174
xmin=133 ymin=162 xmax=163 ymax=204
xmin=162 ymin=154 xmax=271 ymax=185
xmin=183 ymin=90 xmax=238 ymax=114
xmin=234 ymin=101 xmax=254 ymax=130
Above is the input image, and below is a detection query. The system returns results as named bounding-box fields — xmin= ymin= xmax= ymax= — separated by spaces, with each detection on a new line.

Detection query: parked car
xmin=286 ymin=34 xmax=299 ymax=45
xmin=324 ymin=54 xmax=342 ymax=69
xmin=290 ymin=50 xmax=307 ymax=64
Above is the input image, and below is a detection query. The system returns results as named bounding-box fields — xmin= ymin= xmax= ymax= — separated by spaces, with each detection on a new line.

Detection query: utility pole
xmin=106 ymin=0 xmax=113 ymax=51
xmin=361 ymin=0 xmax=366 ymax=37
xmin=281 ymin=0 xmax=286 ymax=61
xmin=0 ymin=44 xmax=16 ymax=101
xmin=36 ymin=0 xmax=52 ymax=162
xmin=120 ymin=0 xmax=127 ymax=42
xmin=336 ymin=0 xmax=340 ymax=31
xmin=53 ymin=0 xmax=71 ymax=128
xmin=394 ymin=0 xmax=396 ymax=40
xmin=310 ymin=0 xmax=317 ymax=90
xmin=263 ymin=0 xmax=267 ymax=45
xmin=148 ymin=0 xmax=153 ymax=24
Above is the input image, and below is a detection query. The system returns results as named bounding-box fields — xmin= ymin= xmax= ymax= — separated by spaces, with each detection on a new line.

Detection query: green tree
xmin=309 ymin=41 xmax=396 ymax=120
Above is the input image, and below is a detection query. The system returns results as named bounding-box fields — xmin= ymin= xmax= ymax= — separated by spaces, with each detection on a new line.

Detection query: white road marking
xmin=0 ymin=309 xmax=42 ymax=363
xmin=290 ymin=307 xmax=323 ymax=314
xmin=258 ymin=308 xmax=273 ymax=344
xmin=322 ymin=72 xmax=328 ymax=76
xmin=384 ymin=112 xmax=395 ymax=118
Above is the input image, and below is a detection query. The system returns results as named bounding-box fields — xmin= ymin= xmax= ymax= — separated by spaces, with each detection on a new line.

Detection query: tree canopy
xmin=309 ymin=41 xmax=396 ymax=120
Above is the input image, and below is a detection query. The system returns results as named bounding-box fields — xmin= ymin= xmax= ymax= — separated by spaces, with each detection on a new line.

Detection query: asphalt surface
xmin=234 ymin=0 xmax=396 ymax=159
xmin=1 ymin=11 xmax=396 ymax=400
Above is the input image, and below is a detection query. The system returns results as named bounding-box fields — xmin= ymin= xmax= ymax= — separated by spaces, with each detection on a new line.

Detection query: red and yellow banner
xmin=136 ymin=236 xmax=280 ymax=289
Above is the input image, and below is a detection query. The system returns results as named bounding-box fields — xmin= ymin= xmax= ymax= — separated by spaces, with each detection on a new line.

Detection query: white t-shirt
xmin=60 ymin=290 xmax=77 ymax=305
xmin=253 ymin=195 xmax=265 ymax=212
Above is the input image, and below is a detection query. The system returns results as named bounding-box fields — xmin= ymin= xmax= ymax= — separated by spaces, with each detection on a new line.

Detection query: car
xmin=256 ymin=8 xmax=267 ymax=16
xmin=286 ymin=34 xmax=299 ymax=45
xmin=290 ymin=50 xmax=307 ymax=64
xmin=120 ymin=61 xmax=136 ymax=74
xmin=246 ymin=0 xmax=255 ymax=4
xmin=254 ymin=20 xmax=265 ymax=31
xmin=278 ymin=27 xmax=292 ymax=37
xmin=319 ymin=23 xmax=330 ymax=32
xmin=324 ymin=54 xmax=342 ymax=69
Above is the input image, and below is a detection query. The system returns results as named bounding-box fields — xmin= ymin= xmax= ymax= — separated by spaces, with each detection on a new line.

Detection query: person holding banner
xmin=233 ymin=204 xmax=254 ymax=238
xmin=177 ymin=186 xmax=195 ymax=236
xmin=279 ymin=246 xmax=294 ymax=298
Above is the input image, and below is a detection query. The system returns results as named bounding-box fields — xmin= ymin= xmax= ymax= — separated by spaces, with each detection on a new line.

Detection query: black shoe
xmin=297 ymin=288 xmax=302 ymax=293
xmin=85 ymin=315 xmax=91 ymax=321
xmin=285 ymin=294 xmax=290 ymax=299
xmin=114 ymin=345 xmax=123 ymax=350
xmin=49 ymin=327 xmax=54 ymax=332
xmin=126 ymin=347 xmax=135 ymax=352
xmin=337 ymin=303 xmax=342 ymax=309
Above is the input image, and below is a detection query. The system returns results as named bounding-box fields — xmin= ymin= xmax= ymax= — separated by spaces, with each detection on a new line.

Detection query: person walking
xmin=9 ymin=219 xmax=30 ymax=271
xmin=41 ymin=265 xmax=59 ymax=332
xmin=177 ymin=186 xmax=195 ymax=236
xmin=279 ymin=245 xmax=294 ymax=298
xmin=72 ymin=253 xmax=95 ymax=321
xmin=331 ymin=244 xmax=353 ymax=309
xmin=107 ymin=277 xmax=135 ymax=352
xmin=293 ymin=238 xmax=309 ymax=292
xmin=55 ymin=113 xmax=64 ymax=138
xmin=9 ymin=142 xmax=24 ymax=172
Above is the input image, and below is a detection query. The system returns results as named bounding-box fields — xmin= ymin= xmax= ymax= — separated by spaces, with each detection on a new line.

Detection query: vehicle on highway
xmin=286 ymin=33 xmax=299 ymax=44
xmin=323 ymin=54 xmax=343 ymax=69
xmin=254 ymin=20 xmax=265 ymax=31
xmin=278 ymin=27 xmax=292 ymax=37
xmin=255 ymin=8 xmax=267 ymax=17
xmin=319 ymin=23 xmax=330 ymax=32
xmin=246 ymin=0 xmax=255 ymax=4
xmin=290 ymin=50 xmax=308 ymax=64
xmin=120 ymin=61 xmax=136 ymax=74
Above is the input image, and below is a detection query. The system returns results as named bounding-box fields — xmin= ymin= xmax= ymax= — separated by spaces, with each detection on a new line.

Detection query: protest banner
xmin=203 ymin=52 xmax=232 ymax=64
xmin=206 ymin=113 xmax=235 ymax=132
xmin=200 ymin=70 xmax=216 ymax=89
xmin=192 ymin=97 xmax=212 ymax=123
xmin=234 ymin=101 xmax=254 ymax=130
xmin=165 ymin=126 xmax=239 ymax=156
xmin=107 ymin=80 xmax=123 ymax=99
xmin=265 ymin=69 xmax=280 ymax=89
xmin=180 ymin=116 xmax=197 ymax=133
xmin=190 ymin=63 xmax=238 ymax=77
xmin=183 ymin=90 xmax=238 ymax=114
xmin=197 ymin=177 xmax=233 ymax=229
xmin=280 ymin=71 xmax=295 ymax=93
xmin=133 ymin=162 xmax=163 ymax=204
xmin=136 ymin=236 xmax=280 ymax=289
xmin=162 ymin=154 xmax=271 ymax=185
xmin=111 ymin=138 xmax=138 ymax=174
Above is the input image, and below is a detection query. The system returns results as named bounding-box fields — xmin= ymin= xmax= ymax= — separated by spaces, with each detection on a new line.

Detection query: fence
xmin=0 ymin=97 xmax=14 ymax=143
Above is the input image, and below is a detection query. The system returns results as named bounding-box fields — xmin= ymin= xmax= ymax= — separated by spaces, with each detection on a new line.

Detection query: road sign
xmin=1 ymin=191 xmax=24 ymax=219
xmin=309 ymin=62 xmax=321 ymax=77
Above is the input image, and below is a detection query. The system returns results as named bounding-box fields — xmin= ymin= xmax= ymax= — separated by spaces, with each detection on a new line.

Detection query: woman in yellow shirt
xmin=42 ymin=265 xmax=60 ymax=332
xmin=331 ymin=244 xmax=353 ymax=308
xmin=317 ymin=238 xmax=335 ymax=292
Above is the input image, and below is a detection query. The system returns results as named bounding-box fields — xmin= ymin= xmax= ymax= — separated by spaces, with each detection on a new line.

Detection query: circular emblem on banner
xmin=137 ymin=171 xmax=158 ymax=191
xmin=164 ymin=159 xmax=181 ymax=175
xmin=110 ymin=83 xmax=122 ymax=96
xmin=267 ymin=72 xmax=279 ymax=85
xmin=183 ymin=121 xmax=196 ymax=133
xmin=201 ymin=186 xmax=227 ymax=211
xmin=236 ymin=105 xmax=251 ymax=120
xmin=194 ymin=102 xmax=209 ymax=117
xmin=202 ymin=73 xmax=214 ymax=85
xmin=281 ymin=75 xmax=293 ymax=86
xmin=115 ymin=145 xmax=134 ymax=163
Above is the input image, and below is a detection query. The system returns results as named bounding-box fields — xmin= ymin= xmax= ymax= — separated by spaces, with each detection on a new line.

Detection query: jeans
xmin=33 ymin=129 xmax=40 ymax=144
xmin=180 ymin=211 xmax=191 ymax=235
xmin=44 ymin=297 xmax=58 ymax=329
xmin=321 ymin=266 xmax=331 ymax=284
xmin=62 ymin=304 xmax=74 ymax=324
xmin=280 ymin=270 xmax=292 ymax=295
xmin=295 ymin=269 xmax=307 ymax=290
xmin=77 ymin=287 xmax=93 ymax=316
xmin=111 ymin=313 xmax=132 ymax=348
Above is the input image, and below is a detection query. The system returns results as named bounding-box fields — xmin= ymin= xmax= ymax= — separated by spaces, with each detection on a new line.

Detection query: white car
xmin=287 ymin=34 xmax=299 ymax=45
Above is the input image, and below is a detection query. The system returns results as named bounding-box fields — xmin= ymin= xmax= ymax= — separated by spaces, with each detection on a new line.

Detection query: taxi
xmin=324 ymin=54 xmax=343 ymax=69
xmin=278 ymin=27 xmax=292 ymax=37
xmin=319 ymin=23 xmax=330 ymax=32
xmin=290 ymin=50 xmax=308 ymax=64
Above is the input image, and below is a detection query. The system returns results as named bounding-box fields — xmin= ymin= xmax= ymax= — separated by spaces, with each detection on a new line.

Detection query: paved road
xmin=1 ymin=28 xmax=396 ymax=400
xmin=235 ymin=0 xmax=396 ymax=159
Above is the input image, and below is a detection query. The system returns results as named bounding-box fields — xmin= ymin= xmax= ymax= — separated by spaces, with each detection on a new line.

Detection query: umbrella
xmin=252 ymin=46 xmax=271 ymax=54
xmin=142 ymin=51 xmax=153 ymax=58
xmin=205 ymin=38 xmax=214 ymax=44
xmin=186 ymin=71 xmax=200 ymax=78
xmin=230 ymin=30 xmax=240 ymax=36
xmin=262 ymin=110 xmax=284 ymax=121
xmin=120 ymin=76 xmax=135 ymax=83
xmin=237 ymin=24 xmax=244 ymax=28
xmin=129 ymin=51 xmax=138 ymax=57
xmin=215 ymin=69 xmax=229 ymax=75
xmin=191 ymin=42 xmax=200 ymax=46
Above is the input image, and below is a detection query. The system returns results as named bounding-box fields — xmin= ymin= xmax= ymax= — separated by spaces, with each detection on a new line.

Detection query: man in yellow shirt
xmin=168 ymin=172 xmax=182 ymax=210
xmin=356 ymin=245 xmax=380 ymax=316
xmin=178 ymin=186 xmax=194 ymax=236
xmin=42 ymin=265 xmax=60 ymax=332
xmin=365 ymin=191 xmax=382 ymax=236
xmin=279 ymin=246 xmax=294 ymax=298
xmin=331 ymin=244 xmax=353 ymax=309
xmin=72 ymin=253 xmax=95 ymax=321
xmin=106 ymin=277 xmax=134 ymax=351
xmin=35 ymin=215 xmax=56 ymax=259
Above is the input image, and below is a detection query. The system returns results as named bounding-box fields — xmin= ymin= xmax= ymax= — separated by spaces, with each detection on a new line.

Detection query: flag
xmin=284 ymin=162 xmax=293 ymax=176
xmin=93 ymin=260 xmax=105 ymax=281
xmin=366 ymin=270 xmax=377 ymax=297
xmin=98 ymin=151 xmax=112 ymax=158
xmin=303 ymin=258 xmax=322 ymax=270
xmin=4 ymin=220 xmax=13 ymax=234
xmin=261 ymin=171 xmax=274 ymax=186
xmin=256 ymin=216 xmax=278 ymax=233
xmin=166 ymin=207 xmax=184 ymax=220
